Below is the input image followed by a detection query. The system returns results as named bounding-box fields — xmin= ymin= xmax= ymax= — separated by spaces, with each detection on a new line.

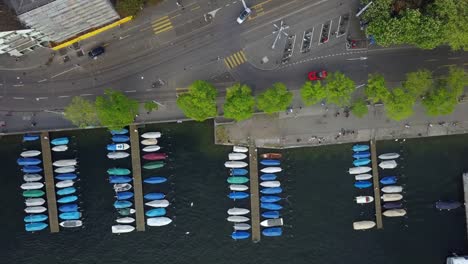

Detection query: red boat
xmin=142 ymin=153 xmax=168 ymax=161
xmin=260 ymin=153 xmax=282 ymax=159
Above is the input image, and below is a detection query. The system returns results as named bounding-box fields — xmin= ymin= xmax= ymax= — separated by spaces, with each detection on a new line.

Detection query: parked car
xmin=88 ymin=46 xmax=105 ymax=58
xmin=308 ymin=70 xmax=327 ymax=81
xmin=237 ymin=7 xmax=252 ymax=24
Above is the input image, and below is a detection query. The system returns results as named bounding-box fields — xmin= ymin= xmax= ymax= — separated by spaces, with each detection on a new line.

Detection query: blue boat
xmin=112 ymin=135 xmax=130 ymax=143
xmin=354 ymin=181 xmax=372 ymax=189
xmin=353 ymin=151 xmax=371 ymax=159
xmin=260 ymin=174 xmax=277 ymax=181
xmin=23 ymin=134 xmax=40 ymax=142
xmin=24 ymin=214 xmax=48 ymax=223
xmin=59 ymin=212 xmax=81 ymax=220
xmin=261 ymin=202 xmax=283 ymax=210
xmin=144 ymin=177 xmax=167 ymax=184
xmin=383 ymin=202 xmax=403 ymax=209
xmin=22 ymin=166 xmax=42 ymax=173
xmin=110 ymin=128 xmax=128 ymax=135
xmin=380 ymin=176 xmax=397 ymax=185
xmin=144 ymin=193 xmax=165 ymax=200
xmin=57 ymin=187 xmax=76 ymax=196
xmin=25 ymin=222 xmax=48 ymax=231
xmin=260 ymin=187 xmax=282 ymax=195
xmin=114 ymin=200 xmax=132 ymax=209
xmin=262 ymin=211 xmax=280 ymax=219
xmin=51 ymin=137 xmax=69 ymax=146
xmin=59 ymin=203 xmax=78 ymax=212
xmin=262 ymin=227 xmax=282 ymax=237
xmin=261 ymin=195 xmax=281 ymax=203
xmin=145 ymin=208 xmax=166 ymax=217
xmin=353 ymin=158 xmax=371 ymax=166
xmin=109 ymin=176 xmax=132 ymax=184
xmin=231 ymin=231 xmax=250 ymax=240
xmin=116 ymin=191 xmax=134 ymax=200
xmin=353 ymin=144 xmax=369 ymax=152
xmin=435 ymin=200 xmax=462 ymax=210
xmin=260 ymin=159 xmax=281 ymax=166
xmin=57 ymin=195 xmax=78 ymax=204
xmin=230 ymin=168 xmax=248 ymax=176
xmin=228 ymin=192 xmax=249 ymax=200
xmin=17 ymin=158 xmax=42 ymax=166
xmin=55 ymin=173 xmax=78 ymax=181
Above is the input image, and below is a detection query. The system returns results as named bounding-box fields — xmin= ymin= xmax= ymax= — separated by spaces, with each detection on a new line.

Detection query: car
xmin=237 ymin=7 xmax=252 ymax=24
xmin=88 ymin=46 xmax=105 ymax=58
xmin=308 ymin=70 xmax=327 ymax=81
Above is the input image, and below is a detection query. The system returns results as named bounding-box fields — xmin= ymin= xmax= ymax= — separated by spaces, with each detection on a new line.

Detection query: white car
xmin=237 ymin=7 xmax=252 ymax=24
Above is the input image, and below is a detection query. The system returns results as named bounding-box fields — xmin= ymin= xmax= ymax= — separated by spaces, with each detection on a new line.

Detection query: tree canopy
xmin=64 ymin=97 xmax=99 ymax=128
xmin=384 ymin=88 xmax=416 ymax=121
xmin=351 ymin=99 xmax=369 ymax=118
xmin=300 ymin=81 xmax=326 ymax=106
xmin=323 ymin=71 xmax=355 ymax=106
xmin=365 ymin=73 xmax=389 ymax=103
xmin=257 ymin=82 xmax=293 ymax=114
xmin=115 ymin=0 xmax=144 ymax=17
xmin=223 ymin=83 xmax=255 ymax=121
xmin=446 ymin=66 xmax=467 ymax=96
xmin=95 ymin=89 xmax=139 ymax=130
xmin=144 ymin=101 xmax=158 ymax=113
xmin=176 ymin=80 xmax=218 ymax=121
xmin=403 ymin=69 xmax=433 ymax=97
xmin=422 ymin=87 xmax=458 ymax=116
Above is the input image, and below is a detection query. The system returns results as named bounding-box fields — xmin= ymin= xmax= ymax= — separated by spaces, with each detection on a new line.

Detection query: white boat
xmin=23 ymin=174 xmax=43 ymax=182
xmin=224 ymin=161 xmax=248 ymax=168
xmin=141 ymin=139 xmax=158 ymax=146
xmin=116 ymin=217 xmax=135 ymax=224
xmin=25 ymin=198 xmax=46 ymax=206
xmin=141 ymin=132 xmax=162 ymax=139
xmin=381 ymin=185 xmax=403 ymax=193
xmin=228 ymin=153 xmax=247 ymax=161
xmin=21 ymin=150 xmax=41 ymax=157
xmin=21 ymin=182 xmax=44 ymax=190
xmin=56 ymin=180 xmax=75 ymax=188
xmin=112 ymin=225 xmax=135 ymax=234
xmin=233 ymin=146 xmax=248 ymax=153
xmin=52 ymin=145 xmax=68 ymax=152
xmin=147 ymin=217 xmax=172 ymax=226
xmin=348 ymin=166 xmax=372 ymax=174
xmin=142 ymin=145 xmax=161 ymax=152
xmin=233 ymin=223 xmax=251 ymax=230
xmin=53 ymin=159 xmax=78 ymax=167
xmin=260 ymin=167 xmax=282 ymax=173
xmin=353 ymin=220 xmax=376 ymax=230
xmin=378 ymin=153 xmax=400 ymax=160
xmin=383 ymin=209 xmax=407 ymax=217
xmin=260 ymin=181 xmax=281 ymax=188
xmin=260 ymin=218 xmax=283 ymax=227
xmin=447 ymin=256 xmax=468 ymax=264
xmin=25 ymin=206 xmax=47 ymax=213
xmin=114 ymin=183 xmax=132 ymax=192
xmin=227 ymin=216 xmax=250 ymax=223
xmin=107 ymin=152 xmax=130 ymax=159
xmin=379 ymin=160 xmax=397 ymax=169
xmin=381 ymin=193 xmax=403 ymax=202
xmin=60 ymin=220 xmax=83 ymax=228
xmin=229 ymin=184 xmax=249 ymax=191
xmin=227 ymin=208 xmax=250 ymax=215
xmin=54 ymin=166 xmax=76 ymax=173
xmin=145 ymin=199 xmax=170 ymax=208
xmin=355 ymin=196 xmax=374 ymax=204
xmin=355 ymin=174 xmax=372 ymax=180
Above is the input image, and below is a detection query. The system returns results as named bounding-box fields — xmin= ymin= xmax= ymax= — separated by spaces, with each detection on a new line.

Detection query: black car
xmin=88 ymin=46 xmax=105 ymax=58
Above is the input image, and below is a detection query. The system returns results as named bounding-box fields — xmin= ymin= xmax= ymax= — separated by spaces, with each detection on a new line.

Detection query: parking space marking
xmin=191 ymin=6 xmax=200 ymax=11
xmin=224 ymin=51 xmax=247 ymax=69
xmin=152 ymin=16 xmax=173 ymax=35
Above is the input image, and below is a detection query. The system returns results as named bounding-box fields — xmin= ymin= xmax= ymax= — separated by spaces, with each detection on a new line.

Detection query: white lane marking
xmin=80 ymin=93 xmax=93 ymax=97
xmin=146 ymin=89 xmax=153 ymax=92
xmin=36 ymin=97 xmax=48 ymax=101
xmin=58 ymin=95 xmax=70 ymax=98
xmin=51 ymin=66 xmax=79 ymax=79
xmin=346 ymin=57 xmax=367 ymax=61
xmin=355 ymin=84 xmax=366 ymax=89
xmin=125 ymin=90 xmax=136 ymax=93
xmin=119 ymin=34 xmax=131 ymax=40
xmin=38 ymin=79 xmax=47 ymax=83
xmin=13 ymin=97 xmax=24 ymax=99
xmin=13 ymin=84 xmax=24 ymax=87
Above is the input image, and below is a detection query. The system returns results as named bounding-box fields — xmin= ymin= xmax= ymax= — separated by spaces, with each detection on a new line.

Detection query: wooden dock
xmin=463 ymin=173 xmax=468 ymax=240
xmin=370 ymin=139 xmax=383 ymax=229
xmin=248 ymin=144 xmax=261 ymax=242
xmin=129 ymin=125 xmax=145 ymax=231
xmin=40 ymin=132 xmax=59 ymax=233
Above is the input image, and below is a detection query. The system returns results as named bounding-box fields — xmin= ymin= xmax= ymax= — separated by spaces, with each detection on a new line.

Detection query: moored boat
xmin=52 ymin=145 xmax=68 ymax=152
xmin=60 ymin=220 xmax=83 ymax=228
xmin=146 ymin=208 xmax=166 ymax=217
xmin=231 ymin=231 xmax=250 ymax=240
xmin=260 ymin=187 xmax=282 ymax=194
xmin=110 ymin=128 xmax=129 ymax=135
xmin=352 ymin=144 xmax=369 ymax=152
xmin=353 ymin=220 xmax=376 ymax=230
xmin=54 ymin=166 xmax=76 ymax=174
xmin=141 ymin=139 xmax=158 ymax=146
xmin=112 ymin=135 xmax=130 ymax=143
xmin=23 ymin=174 xmax=42 ymax=182
xmin=22 ymin=166 xmax=42 ymax=173
xmin=25 ymin=222 xmax=48 ymax=231
xmin=260 ymin=218 xmax=283 ymax=227
xmin=355 ymin=196 xmax=374 ymax=204
xmin=25 ymin=198 xmax=46 ymax=206
xmin=144 ymin=176 xmax=167 ymax=184
xmin=260 ymin=153 xmax=282 ymax=159
xmin=353 ymin=151 xmax=370 ymax=159
xmin=353 ymin=158 xmax=371 ymax=166
xmin=109 ymin=176 xmax=132 ymax=184
xmin=230 ymin=168 xmax=248 ymax=176
xmin=261 ymin=202 xmax=282 ymax=210
xmin=59 ymin=203 xmax=79 ymax=212
xmin=224 ymin=161 xmax=248 ymax=168
xmin=260 ymin=195 xmax=281 ymax=203
xmin=379 ymin=160 xmax=397 ymax=169
xmin=114 ymin=200 xmax=132 ymax=209
xmin=118 ymin=208 xmax=136 ymax=216
xmin=383 ymin=202 xmax=403 ymax=209
xmin=260 ymin=181 xmax=281 ymax=188
xmin=381 ymin=193 xmax=403 ymax=202
xmin=55 ymin=180 xmax=75 ymax=188
xmin=383 ymin=209 xmax=407 ymax=217
xmin=142 ymin=145 xmax=161 ymax=152
xmin=227 ymin=177 xmax=249 ymax=184
xmin=17 ymin=158 xmax=42 ymax=166
xmin=23 ymin=190 xmax=45 ymax=198
xmin=355 ymin=174 xmax=372 ymax=181
xmin=233 ymin=223 xmax=251 ymax=231
xmin=260 ymin=167 xmax=282 ymax=173
xmin=348 ymin=166 xmax=371 ymax=175
xmin=114 ymin=183 xmax=132 ymax=192
xmin=116 ymin=217 xmax=135 ymax=224
xmin=260 ymin=174 xmax=277 ymax=181
xmin=142 ymin=153 xmax=168 ymax=161
xmin=23 ymin=134 xmax=40 ymax=142
xmin=228 ymin=192 xmax=249 ymax=200
xmin=106 ymin=143 xmax=130 ymax=151
xmin=53 ymin=159 xmax=78 ymax=167
xmin=147 ymin=217 xmax=172 ymax=226
xmin=57 ymin=187 xmax=76 ymax=196
xmin=144 ymin=192 xmax=165 ymax=200
xmin=233 ymin=146 xmax=248 ymax=153
xmin=107 ymin=152 xmax=130 ymax=159
xmin=143 ymin=161 xmax=165 ymax=170
xmin=21 ymin=182 xmax=44 ymax=190
xmin=227 ymin=216 xmax=249 ymax=223
xmin=262 ymin=211 xmax=280 ymax=219
xmin=262 ymin=227 xmax=282 ymax=237
xmin=55 ymin=173 xmax=77 ymax=181
xmin=116 ymin=191 xmax=134 ymax=200
xmin=381 ymin=185 xmax=403 ymax=193
xmin=57 ymin=195 xmax=78 ymax=204
xmin=141 ymin=132 xmax=162 ymax=139
xmin=145 ymin=199 xmax=170 ymax=208
xmin=435 ymin=200 xmax=462 ymax=210
xmin=25 ymin=206 xmax=47 ymax=213
xmin=228 ymin=153 xmax=247 ymax=161
xmin=378 ymin=153 xmax=400 ymax=160
xmin=59 ymin=212 xmax=81 ymax=220
xmin=380 ymin=176 xmax=397 ymax=185
xmin=354 ymin=181 xmax=372 ymax=189
xmin=107 ymin=168 xmax=131 ymax=175
xmin=227 ymin=208 xmax=250 ymax=215
xmin=51 ymin=137 xmax=69 ymax=146
xmin=260 ymin=159 xmax=281 ymax=166
xmin=229 ymin=184 xmax=249 ymax=191
xmin=24 ymin=214 xmax=48 ymax=223
xmin=112 ymin=225 xmax=135 ymax=233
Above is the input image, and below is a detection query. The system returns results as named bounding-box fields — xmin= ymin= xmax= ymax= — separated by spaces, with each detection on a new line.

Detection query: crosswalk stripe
xmin=236 ymin=52 xmax=245 ymax=63
xmin=233 ymin=53 xmax=243 ymax=65
xmin=224 ymin=59 xmax=232 ymax=69
xmin=152 ymin=16 xmax=169 ymax=25
xmin=226 ymin=56 xmax=236 ymax=68
xmin=154 ymin=23 xmax=173 ymax=33
xmin=239 ymin=51 xmax=247 ymax=61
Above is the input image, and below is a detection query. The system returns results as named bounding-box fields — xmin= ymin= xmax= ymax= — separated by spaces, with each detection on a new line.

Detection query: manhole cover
xmin=261 ymin=56 xmax=269 ymax=64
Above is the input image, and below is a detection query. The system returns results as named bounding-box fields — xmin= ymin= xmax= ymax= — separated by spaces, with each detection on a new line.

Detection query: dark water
xmin=1 ymin=122 xmax=467 ymax=264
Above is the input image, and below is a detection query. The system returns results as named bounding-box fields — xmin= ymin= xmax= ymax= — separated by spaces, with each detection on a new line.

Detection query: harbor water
xmin=0 ymin=121 xmax=466 ymax=264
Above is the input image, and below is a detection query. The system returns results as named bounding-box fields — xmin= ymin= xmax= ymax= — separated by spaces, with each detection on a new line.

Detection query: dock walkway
xmin=248 ymin=144 xmax=261 ymax=242
xmin=463 ymin=173 xmax=468 ymax=240
xmin=129 ymin=125 xmax=145 ymax=231
xmin=370 ymin=139 xmax=383 ymax=229
xmin=40 ymin=132 xmax=59 ymax=233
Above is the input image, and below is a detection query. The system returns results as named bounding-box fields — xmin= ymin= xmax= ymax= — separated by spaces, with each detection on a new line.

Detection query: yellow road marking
xmin=234 ymin=52 xmax=244 ymax=65
xmin=152 ymin=16 xmax=173 ymax=34
xmin=191 ymin=6 xmax=200 ymax=11
xmin=239 ymin=51 xmax=247 ymax=61
xmin=224 ymin=51 xmax=247 ymax=69
xmin=252 ymin=0 xmax=272 ymax=9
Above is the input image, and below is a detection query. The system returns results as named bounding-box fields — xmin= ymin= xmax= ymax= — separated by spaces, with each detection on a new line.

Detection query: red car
xmin=308 ymin=70 xmax=327 ymax=81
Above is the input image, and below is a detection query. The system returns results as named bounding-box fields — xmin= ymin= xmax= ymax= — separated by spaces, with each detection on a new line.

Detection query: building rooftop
xmin=0 ymin=1 xmax=25 ymax=31
xmin=3 ymin=0 xmax=55 ymax=15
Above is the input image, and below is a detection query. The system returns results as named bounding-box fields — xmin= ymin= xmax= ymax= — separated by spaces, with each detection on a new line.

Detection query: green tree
xmin=446 ymin=66 xmax=467 ymax=96
xmin=403 ymin=69 xmax=433 ymax=97
xmin=115 ymin=0 xmax=144 ymax=17
xmin=176 ymin=80 xmax=218 ymax=121
xmin=384 ymin=88 xmax=416 ymax=121
xmin=431 ymin=0 xmax=468 ymax=51
xmin=323 ymin=71 xmax=355 ymax=106
xmin=144 ymin=101 xmax=158 ymax=114
xmin=300 ymin=81 xmax=326 ymax=106
xmin=95 ymin=89 xmax=139 ymax=130
xmin=422 ymin=87 xmax=458 ymax=116
xmin=64 ymin=97 xmax=99 ymax=128
xmin=365 ymin=73 xmax=390 ymax=103
xmin=351 ymin=99 xmax=369 ymax=118
xmin=223 ymin=83 xmax=255 ymax=121
xmin=257 ymin=82 xmax=293 ymax=114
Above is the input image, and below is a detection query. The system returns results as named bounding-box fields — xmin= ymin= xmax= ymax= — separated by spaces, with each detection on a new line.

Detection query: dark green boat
xmin=23 ymin=190 xmax=45 ymax=198
xmin=143 ymin=161 xmax=165 ymax=170
xmin=107 ymin=168 xmax=131 ymax=175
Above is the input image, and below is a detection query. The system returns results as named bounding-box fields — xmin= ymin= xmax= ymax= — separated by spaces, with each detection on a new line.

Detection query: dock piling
xmin=249 ymin=144 xmax=261 ymax=242
xmin=370 ymin=139 xmax=383 ymax=229
xmin=40 ymin=132 xmax=59 ymax=233
xmin=129 ymin=125 xmax=145 ymax=231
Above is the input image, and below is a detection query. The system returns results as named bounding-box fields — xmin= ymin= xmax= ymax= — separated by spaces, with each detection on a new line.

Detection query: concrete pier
xmin=370 ymin=139 xmax=383 ymax=229
xmin=248 ymin=144 xmax=261 ymax=242
xmin=463 ymin=173 xmax=468 ymax=240
xmin=129 ymin=125 xmax=145 ymax=231
xmin=40 ymin=132 xmax=59 ymax=233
